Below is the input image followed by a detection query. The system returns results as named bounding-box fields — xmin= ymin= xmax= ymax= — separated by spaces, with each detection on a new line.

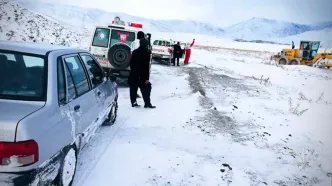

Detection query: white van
xmin=89 ymin=17 xmax=151 ymax=78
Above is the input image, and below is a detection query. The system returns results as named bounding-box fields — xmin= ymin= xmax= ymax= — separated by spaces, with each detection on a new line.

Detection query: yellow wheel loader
xmin=273 ymin=41 xmax=332 ymax=69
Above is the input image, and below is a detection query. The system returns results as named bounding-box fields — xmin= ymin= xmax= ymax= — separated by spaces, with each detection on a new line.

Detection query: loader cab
xmin=299 ymin=41 xmax=320 ymax=60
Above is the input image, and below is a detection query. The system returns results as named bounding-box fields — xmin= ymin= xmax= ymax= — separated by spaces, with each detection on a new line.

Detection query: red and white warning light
xmin=128 ymin=22 xmax=143 ymax=28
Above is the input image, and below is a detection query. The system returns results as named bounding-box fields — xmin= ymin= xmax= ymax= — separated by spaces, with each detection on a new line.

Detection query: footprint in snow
xmin=220 ymin=163 xmax=233 ymax=184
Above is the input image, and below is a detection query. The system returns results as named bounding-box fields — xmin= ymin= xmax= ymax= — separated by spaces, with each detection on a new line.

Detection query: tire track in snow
xmin=73 ymin=116 xmax=129 ymax=186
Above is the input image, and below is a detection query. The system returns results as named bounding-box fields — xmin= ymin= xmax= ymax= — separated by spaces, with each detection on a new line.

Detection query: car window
xmin=92 ymin=28 xmax=110 ymax=48
xmin=166 ymin=42 xmax=171 ymax=47
xmin=0 ymin=51 xmax=46 ymax=101
xmin=153 ymin=40 xmax=159 ymax=45
xmin=63 ymin=56 xmax=90 ymax=98
xmin=160 ymin=41 xmax=165 ymax=46
xmin=57 ymin=58 xmax=66 ymax=104
xmin=80 ymin=54 xmax=104 ymax=88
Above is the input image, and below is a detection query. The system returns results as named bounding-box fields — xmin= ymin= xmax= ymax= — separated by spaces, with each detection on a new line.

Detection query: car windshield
xmin=0 ymin=51 xmax=46 ymax=101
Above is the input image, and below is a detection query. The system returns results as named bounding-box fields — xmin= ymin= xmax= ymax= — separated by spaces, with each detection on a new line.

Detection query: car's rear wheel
xmin=57 ymin=146 xmax=77 ymax=186
xmin=104 ymin=101 xmax=118 ymax=125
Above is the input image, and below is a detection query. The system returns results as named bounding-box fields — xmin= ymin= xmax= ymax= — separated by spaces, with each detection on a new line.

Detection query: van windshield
xmin=92 ymin=28 xmax=111 ymax=48
xmin=0 ymin=51 xmax=46 ymax=101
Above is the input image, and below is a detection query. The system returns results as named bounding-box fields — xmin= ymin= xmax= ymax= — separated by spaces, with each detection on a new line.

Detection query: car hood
xmin=0 ymin=100 xmax=44 ymax=142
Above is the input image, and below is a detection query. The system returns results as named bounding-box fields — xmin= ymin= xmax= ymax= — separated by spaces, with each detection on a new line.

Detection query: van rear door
xmin=90 ymin=27 xmax=111 ymax=68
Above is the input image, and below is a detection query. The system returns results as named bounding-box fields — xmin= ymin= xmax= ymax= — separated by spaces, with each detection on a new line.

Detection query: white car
xmin=0 ymin=41 xmax=118 ymax=186
xmin=151 ymin=39 xmax=172 ymax=63
xmin=89 ymin=16 xmax=151 ymax=78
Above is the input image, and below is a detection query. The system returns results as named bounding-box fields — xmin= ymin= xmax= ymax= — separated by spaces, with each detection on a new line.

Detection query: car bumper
xmin=0 ymin=150 xmax=63 ymax=186
xmin=0 ymin=170 xmax=37 ymax=186
xmin=152 ymin=54 xmax=170 ymax=59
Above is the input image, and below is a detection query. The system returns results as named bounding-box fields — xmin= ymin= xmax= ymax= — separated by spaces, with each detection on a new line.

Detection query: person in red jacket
xmin=184 ymin=39 xmax=195 ymax=65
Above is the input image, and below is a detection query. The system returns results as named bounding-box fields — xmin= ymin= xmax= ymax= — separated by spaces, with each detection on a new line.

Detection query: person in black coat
xmin=132 ymin=31 xmax=146 ymax=99
xmin=128 ymin=38 xmax=156 ymax=108
xmin=172 ymin=42 xmax=182 ymax=66
xmin=128 ymin=48 xmax=141 ymax=107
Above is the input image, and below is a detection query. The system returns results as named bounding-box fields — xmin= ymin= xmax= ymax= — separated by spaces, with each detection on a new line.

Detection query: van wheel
xmin=57 ymin=146 xmax=77 ymax=186
xmin=104 ymin=101 xmax=118 ymax=125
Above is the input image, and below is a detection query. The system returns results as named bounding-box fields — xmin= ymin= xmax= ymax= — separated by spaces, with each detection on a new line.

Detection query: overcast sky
xmin=38 ymin=0 xmax=332 ymax=27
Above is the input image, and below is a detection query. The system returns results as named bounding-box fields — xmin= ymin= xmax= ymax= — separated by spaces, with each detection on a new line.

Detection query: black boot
xmin=132 ymin=102 xmax=140 ymax=107
xmin=144 ymin=104 xmax=156 ymax=109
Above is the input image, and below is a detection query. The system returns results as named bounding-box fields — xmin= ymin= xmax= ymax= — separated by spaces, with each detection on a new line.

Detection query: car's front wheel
xmin=57 ymin=146 xmax=77 ymax=186
xmin=104 ymin=101 xmax=118 ymax=125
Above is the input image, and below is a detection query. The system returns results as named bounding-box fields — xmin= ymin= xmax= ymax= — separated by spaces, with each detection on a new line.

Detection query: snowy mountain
xmin=0 ymin=0 xmax=91 ymax=49
xmin=1 ymin=0 xmax=330 ymax=47
xmin=312 ymin=21 xmax=332 ymax=30
xmin=14 ymin=0 xmax=224 ymax=36
xmin=15 ymin=0 xmax=331 ymax=42
xmin=223 ymin=17 xmax=313 ymax=40
xmin=277 ymin=28 xmax=332 ymax=48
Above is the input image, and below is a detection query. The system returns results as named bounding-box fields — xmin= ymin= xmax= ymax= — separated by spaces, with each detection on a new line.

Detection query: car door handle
xmin=74 ymin=105 xmax=80 ymax=111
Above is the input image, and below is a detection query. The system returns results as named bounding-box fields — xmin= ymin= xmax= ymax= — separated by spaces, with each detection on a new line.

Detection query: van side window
xmin=63 ymin=55 xmax=90 ymax=99
xmin=153 ymin=40 xmax=159 ymax=45
xmin=57 ymin=58 xmax=66 ymax=104
xmin=80 ymin=54 xmax=104 ymax=88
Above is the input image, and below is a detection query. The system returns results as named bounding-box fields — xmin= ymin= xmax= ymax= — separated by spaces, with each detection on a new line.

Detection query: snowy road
xmin=72 ymin=47 xmax=332 ymax=186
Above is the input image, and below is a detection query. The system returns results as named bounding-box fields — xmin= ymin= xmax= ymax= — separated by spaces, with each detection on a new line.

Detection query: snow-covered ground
xmin=70 ymin=44 xmax=332 ymax=186
xmin=1 ymin=1 xmax=331 ymax=184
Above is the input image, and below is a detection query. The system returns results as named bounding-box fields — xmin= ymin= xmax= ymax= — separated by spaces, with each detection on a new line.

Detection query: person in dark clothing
xmin=172 ymin=42 xmax=182 ymax=66
xmin=138 ymin=39 xmax=155 ymax=108
xmin=130 ymin=31 xmax=146 ymax=101
xmin=128 ymin=50 xmax=141 ymax=107
xmin=128 ymin=38 xmax=156 ymax=108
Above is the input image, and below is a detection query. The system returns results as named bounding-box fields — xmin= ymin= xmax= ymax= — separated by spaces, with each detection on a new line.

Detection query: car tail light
xmin=129 ymin=22 xmax=143 ymax=28
xmin=168 ymin=48 xmax=171 ymax=53
xmin=0 ymin=140 xmax=39 ymax=166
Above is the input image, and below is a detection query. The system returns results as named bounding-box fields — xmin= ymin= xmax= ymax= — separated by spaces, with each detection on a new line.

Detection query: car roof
xmin=0 ymin=41 xmax=87 ymax=55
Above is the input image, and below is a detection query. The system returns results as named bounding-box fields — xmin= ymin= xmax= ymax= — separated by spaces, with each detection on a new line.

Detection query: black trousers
xmin=130 ymin=84 xmax=139 ymax=104
xmin=140 ymin=82 xmax=152 ymax=106
xmin=172 ymin=56 xmax=179 ymax=66
xmin=130 ymin=82 xmax=152 ymax=105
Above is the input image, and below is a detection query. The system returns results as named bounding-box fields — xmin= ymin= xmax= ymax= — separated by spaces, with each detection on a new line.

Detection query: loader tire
xmin=289 ymin=59 xmax=301 ymax=65
xmin=278 ymin=58 xmax=288 ymax=65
